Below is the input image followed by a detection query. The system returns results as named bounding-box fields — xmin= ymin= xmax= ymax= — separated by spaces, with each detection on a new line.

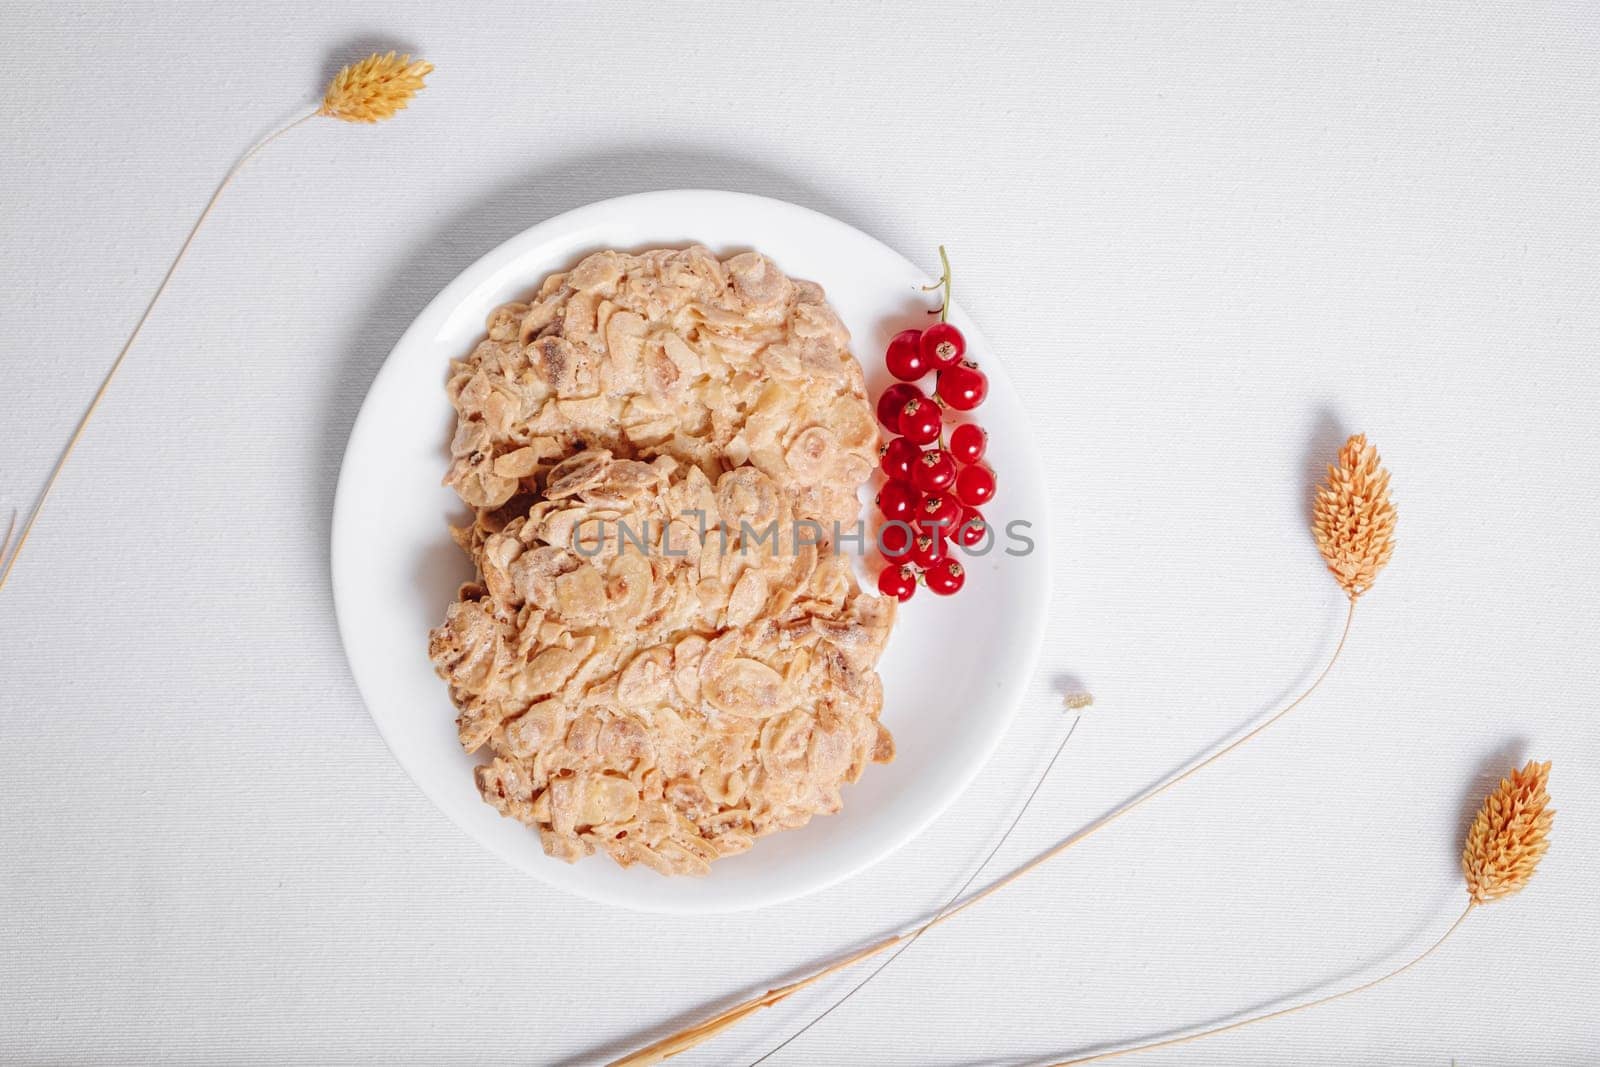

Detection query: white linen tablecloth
xmin=2 ymin=3 xmax=1597 ymax=1063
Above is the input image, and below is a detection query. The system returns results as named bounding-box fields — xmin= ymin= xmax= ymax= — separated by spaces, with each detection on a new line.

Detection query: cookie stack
xmin=427 ymin=247 xmax=894 ymax=875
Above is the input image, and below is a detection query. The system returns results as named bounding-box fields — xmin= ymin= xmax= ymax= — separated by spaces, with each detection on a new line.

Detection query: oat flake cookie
xmin=427 ymin=247 xmax=895 ymax=875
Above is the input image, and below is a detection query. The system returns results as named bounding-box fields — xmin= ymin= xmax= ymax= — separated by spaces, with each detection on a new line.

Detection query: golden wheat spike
xmin=1312 ymin=433 xmax=1397 ymax=600
xmin=319 ymin=51 xmax=434 ymax=124
xmin=1463 ymin=759 xmax=1555 ymax=904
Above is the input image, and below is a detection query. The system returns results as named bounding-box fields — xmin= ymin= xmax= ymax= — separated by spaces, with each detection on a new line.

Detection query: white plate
xmin=331 ymin=190 xmax=1050 ymax=913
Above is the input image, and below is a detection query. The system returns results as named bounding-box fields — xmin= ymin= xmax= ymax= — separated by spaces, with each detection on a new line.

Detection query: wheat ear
xmin=0 ymin=53 xmax=430 ymax=594
xmin=611 ymin=434 xmax=1395 ymax=1066
xmin=1039 ymin=760 xmax=1552 ymax=1065
xmin=609 ymin=602 xmax=1357 ymax=1067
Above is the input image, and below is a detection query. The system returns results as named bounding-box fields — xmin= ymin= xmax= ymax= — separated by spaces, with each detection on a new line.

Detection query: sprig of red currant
xmin=872 ymin=246 xmax=994 ymax=602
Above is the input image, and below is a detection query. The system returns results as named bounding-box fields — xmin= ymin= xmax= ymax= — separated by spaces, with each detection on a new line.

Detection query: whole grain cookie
xmin=428 ymin=248 xmax=893 ymax=875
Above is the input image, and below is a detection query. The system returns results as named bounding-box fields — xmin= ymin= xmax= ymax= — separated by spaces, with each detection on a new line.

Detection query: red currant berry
xmin=908 ymin=533 xmax=946 ymax=569
xmin=912 ymin=449 xmax=957 ymax=493
xmin=876 ymin=383 xmax=921 ymax=432
xmin=916 ymin=493 xmax=963 ymax=539
xmin=954 ymin=507 xmax=989 ymax=548
xmin=879 ymin=437 xmax=921 ymax=481
xmin=876 ymin=563 xmax=917 ymax=602
xmin=885 ymin=329 xmax=929 ymax=381
xmin=948 ymin=423 xmax=988 ymax=465
xmin=925 ymin=558 xmax=966 ymax=596
xmin=920 ymin=322 xmax=966 ymax=370
xmin=898 ymin=398 xmax=942 ymax=445
xmin=879 ymin=520 xmax=915 ymax=561
xmin=955 ymin=463 xmax=996 ymax=507
xmin=937 ymin=361 xmax=989 ymax=411
xmin=876 ymin=480 xmax=920 ymax=524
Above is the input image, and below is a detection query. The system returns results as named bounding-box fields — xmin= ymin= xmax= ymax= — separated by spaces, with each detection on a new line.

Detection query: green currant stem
xmin=936 ymin=244 xmax=951 ymax=322
xmin=920 ymin=244 xmax=953 ymax=322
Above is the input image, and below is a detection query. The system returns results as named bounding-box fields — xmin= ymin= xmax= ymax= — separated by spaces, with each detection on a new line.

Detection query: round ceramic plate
xmin=331 ymin=190 xmax=1050 ymax=913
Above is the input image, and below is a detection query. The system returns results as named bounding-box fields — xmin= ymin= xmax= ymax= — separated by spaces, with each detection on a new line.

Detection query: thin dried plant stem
xmin=610 ymin=601 xmax=1357 ymax=1067
xmin=0 ymin=110 xmax=317 ymax=595
xmin=610 ymin=941 xmax=893 ymax=1065
xmin=930 ymin=598 xmax=1356 ymax=927
xmin=1045 ymin=903 xmax=1474 ymax=1066
xmin=748 ymin=714 xmax=1085 ymax=1067
xmin=918 ymin=244 xmax=953 ymax=322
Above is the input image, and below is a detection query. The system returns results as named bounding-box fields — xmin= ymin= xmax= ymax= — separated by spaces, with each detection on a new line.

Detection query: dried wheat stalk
xmin=612 ymin=433 xmax=1395 ymax=1066
xmin=0 ymin=51 xmax=432 ymax=594
xmin=1043 ymin=759 xmax=1553 ymax=1064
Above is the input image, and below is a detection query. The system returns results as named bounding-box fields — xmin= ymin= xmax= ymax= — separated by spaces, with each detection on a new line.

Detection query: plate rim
xmin=330 ymin=188 xmax=1052 ymax=912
